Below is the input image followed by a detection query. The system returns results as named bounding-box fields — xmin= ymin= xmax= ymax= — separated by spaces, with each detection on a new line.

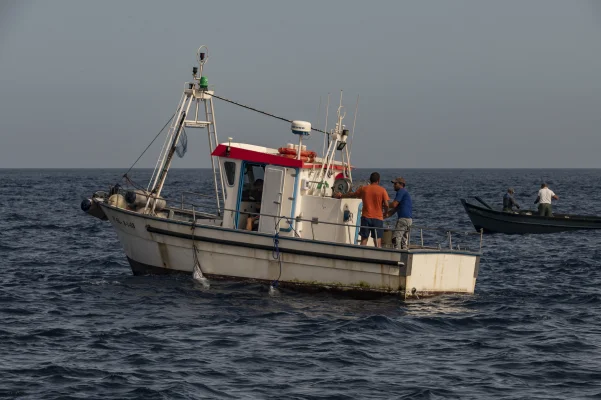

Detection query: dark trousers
xmin=538 ymin=203 xmax=552 ymax=217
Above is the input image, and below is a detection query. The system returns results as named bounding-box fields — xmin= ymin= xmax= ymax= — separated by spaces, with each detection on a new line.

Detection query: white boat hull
xmin=101 ymin=204 xmax=480 ymax=298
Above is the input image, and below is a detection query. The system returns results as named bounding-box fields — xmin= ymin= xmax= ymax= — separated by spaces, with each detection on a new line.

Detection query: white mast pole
xmin=148 ymin=92 xmax=186 ymax=192
xmin=195 ymin=45 xmax=224 ymax=213
xmin=348 ymin=94 xmax=359 ymax=163
xmin=316 ymin=96 xmax=321 ymax=140
xmin=152 ymin=95 xmax=194 ymax=203
xmin=322 ymin=93 xmax=330 ymax=158
xmin=209 ymin=97 xmax=226 ymax=208
xmin=313 ymin=138 xmax=336 ymax=194
xmin=204 ymin=97 xmax=222 ymax=213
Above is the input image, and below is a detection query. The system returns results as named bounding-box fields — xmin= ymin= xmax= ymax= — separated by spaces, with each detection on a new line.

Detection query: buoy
xmin=125 ymin=189 xmax=166 ymax=211
xmin=81 ymin=198 xmax=108 ymax=220
xmin=279 ymin=153 xmax=315 ymax=162
xmin=278 ymin=147 xmax=317 ymax=158
xmin=108 ymin=194 xmax=127 ymax=209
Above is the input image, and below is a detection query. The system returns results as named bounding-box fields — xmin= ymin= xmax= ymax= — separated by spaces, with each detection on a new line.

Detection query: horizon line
xmin=2 ymin=167 xmax=601 ymax=170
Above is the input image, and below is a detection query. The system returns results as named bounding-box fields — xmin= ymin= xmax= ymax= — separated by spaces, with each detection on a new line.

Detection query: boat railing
xmin=106 ymin=188 xmax=483 ymax=252
xmin=179 ymin=191 xmax=218 ymax=214
xmin=107 ymin=186 xmax=221 ymax=218
xmin=215 ymin=207 xmax=483 ymax=253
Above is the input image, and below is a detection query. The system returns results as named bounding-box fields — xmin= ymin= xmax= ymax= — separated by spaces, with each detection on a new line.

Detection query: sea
xmin=2 ymin=168 xmax=601 ymax=400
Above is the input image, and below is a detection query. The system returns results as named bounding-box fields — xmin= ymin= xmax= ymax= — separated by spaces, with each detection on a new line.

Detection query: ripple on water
xmin=2 ymin=168 xmax=601 ymax=399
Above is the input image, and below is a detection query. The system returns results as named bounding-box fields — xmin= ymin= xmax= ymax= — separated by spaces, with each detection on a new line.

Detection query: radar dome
xmin=291 ymin=120 xmax=311 ymax=136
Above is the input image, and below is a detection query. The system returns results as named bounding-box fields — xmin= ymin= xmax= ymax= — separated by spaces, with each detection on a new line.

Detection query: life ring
xmin=280 ymin=153 xmax=315 ymax=162
xmin=278 ymin=147 xmax=317 ymax=158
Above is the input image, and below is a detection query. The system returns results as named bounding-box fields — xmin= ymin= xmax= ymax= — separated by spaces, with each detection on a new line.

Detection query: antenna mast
xmin=147 ymin=45 xmax=225 ymax=214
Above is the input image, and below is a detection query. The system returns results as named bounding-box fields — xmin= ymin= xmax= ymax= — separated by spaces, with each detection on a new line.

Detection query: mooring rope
xmin=191 ymin=221 xmax=209 ymax=288
xmin=271 ymin=231 xmax=282 ymax=288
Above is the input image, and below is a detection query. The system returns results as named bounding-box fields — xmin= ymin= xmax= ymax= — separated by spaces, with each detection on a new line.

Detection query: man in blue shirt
xmin=387 ymin=177 xmax=412 ymax=250
xmin=502 ymin=188 xmax=520 ymax=212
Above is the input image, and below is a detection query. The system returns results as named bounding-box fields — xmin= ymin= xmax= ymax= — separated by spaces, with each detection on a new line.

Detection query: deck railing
xmin=215 ymin=207 xmax=483 ymax=253
xmin=107 ymin=187 xmax=483 ymax=252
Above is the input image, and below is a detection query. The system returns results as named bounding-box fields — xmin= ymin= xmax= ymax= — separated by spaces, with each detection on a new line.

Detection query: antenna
xmin=348 ymin=94 xmax=359 ymax=161
xmin=336 ymin=90 xmax=346 ymax=132
xmin=315 ymin=95 xmax=322 ymax=148
xmin=338 ymin=90 xmax=344 ymax=120
xmin=192 ymin=44 xmax=209 ymax=89
xmin=322 ymin=93 xmax=330 ymax=158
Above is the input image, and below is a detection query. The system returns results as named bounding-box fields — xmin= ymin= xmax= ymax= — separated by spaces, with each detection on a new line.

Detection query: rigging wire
xmin=121 ymin=91 xmax=346 ymax=189
xmin=121 ymin=113 xmax=175 ymax=181
xmin=210 ymin=93 xmax=328 ymax=135
xmin=118 ymin=90 xmax=354 ymax=193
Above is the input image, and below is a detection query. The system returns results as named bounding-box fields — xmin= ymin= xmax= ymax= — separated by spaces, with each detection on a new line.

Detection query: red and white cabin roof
xmin=211 ymin=143 xmax=351 ymax=171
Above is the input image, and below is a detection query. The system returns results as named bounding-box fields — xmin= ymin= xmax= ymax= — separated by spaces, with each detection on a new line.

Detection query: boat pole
xmin=151 ymin=111 xmax=187 ymax=210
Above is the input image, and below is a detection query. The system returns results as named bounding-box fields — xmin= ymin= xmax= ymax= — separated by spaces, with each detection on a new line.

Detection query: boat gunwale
xmin=100 ymin=201 xmax=483 ymax=257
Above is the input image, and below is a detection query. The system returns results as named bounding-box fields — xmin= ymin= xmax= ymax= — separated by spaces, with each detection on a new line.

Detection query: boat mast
xmin=150 ymin=112 xmax=187 ymax=202
xmin=147 ymin=45 xmax=225 ymax=214
xmin=310 ymin=92 xmax=351 ymax=195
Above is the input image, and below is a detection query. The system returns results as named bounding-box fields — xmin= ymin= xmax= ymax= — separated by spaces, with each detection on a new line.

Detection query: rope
xmin=268 ymin=215 xmax=304 ymax=288
xmin=123 ymin=174 xmax=147 ymax=192
xmin=269 ymin=216 xmax=292 ymax=288
xmin=191 ymin=221 xmax=208 ymax=287
xmin=192 ymin=242 xmax=205 ymax=276
xmin=210 ymin=93 xmax=328 ymax=135
xmin=119 ymin=113 xmax=175 ymax=182
xmin=271 ymin=231 xmax=282 ymax=288
xmin=272 ymin=232 xmax=280 ymax=260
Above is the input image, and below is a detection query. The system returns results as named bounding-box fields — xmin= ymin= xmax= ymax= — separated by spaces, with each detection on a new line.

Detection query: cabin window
xmin=241 ymin=163 xmax=265 ymax=202
xmin=224 ymin=162 xmax=236 ymax=186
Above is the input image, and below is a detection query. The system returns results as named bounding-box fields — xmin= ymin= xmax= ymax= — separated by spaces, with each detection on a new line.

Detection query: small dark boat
xmin=461 ymin=197 xmax=601 ymax=234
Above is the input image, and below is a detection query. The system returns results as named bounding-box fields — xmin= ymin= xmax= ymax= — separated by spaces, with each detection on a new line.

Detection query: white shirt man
xmin=535 ymin=183 xmax=558 ymax=216
xmin=537 ymin=187 xmax=555 ymax=204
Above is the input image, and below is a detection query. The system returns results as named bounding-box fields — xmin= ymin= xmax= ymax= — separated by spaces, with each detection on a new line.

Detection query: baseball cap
xmin=391 ymin=177 xmax=406 ymax=185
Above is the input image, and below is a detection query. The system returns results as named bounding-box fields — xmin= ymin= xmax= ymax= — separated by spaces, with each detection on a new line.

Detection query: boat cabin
xmin=212 ymin=140 xmax=364 ymax=245
xmin=82 ymin=47 xmax=484 ymax=297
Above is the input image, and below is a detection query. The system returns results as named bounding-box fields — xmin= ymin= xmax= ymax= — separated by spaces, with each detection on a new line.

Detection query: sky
xmin=1 ymin=0 xmax=601 ymax=168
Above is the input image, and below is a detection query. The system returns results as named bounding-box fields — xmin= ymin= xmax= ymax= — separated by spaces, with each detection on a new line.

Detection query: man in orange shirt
xmin=335 ymin=172 xmax=389 ymax=247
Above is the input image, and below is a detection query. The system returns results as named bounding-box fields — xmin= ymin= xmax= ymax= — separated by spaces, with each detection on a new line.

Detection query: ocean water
xmin=2 ymin=168 xmax=601 ymax=399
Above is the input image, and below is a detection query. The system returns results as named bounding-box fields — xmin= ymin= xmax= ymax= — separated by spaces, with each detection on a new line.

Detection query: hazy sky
xmin=1 ymin=0 xmax=601 ymax=168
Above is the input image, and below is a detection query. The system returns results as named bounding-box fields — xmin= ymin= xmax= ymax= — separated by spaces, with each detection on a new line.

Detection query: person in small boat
xmin=535 ymin=183 xmax=558 ymax=217
xmin=502 ymin=188 xmax=520 ymax=212
xmin=334 ymin=172 xmax=389 ymax=247
xmin=386 ymin=177 xmax=412 ymax=250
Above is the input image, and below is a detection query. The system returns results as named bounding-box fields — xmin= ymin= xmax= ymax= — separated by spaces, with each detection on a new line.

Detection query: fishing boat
xmin=82 ymin=46 xmax=483 ymax=298
xmin=461 ymin=198 xmax=601 ymax=234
